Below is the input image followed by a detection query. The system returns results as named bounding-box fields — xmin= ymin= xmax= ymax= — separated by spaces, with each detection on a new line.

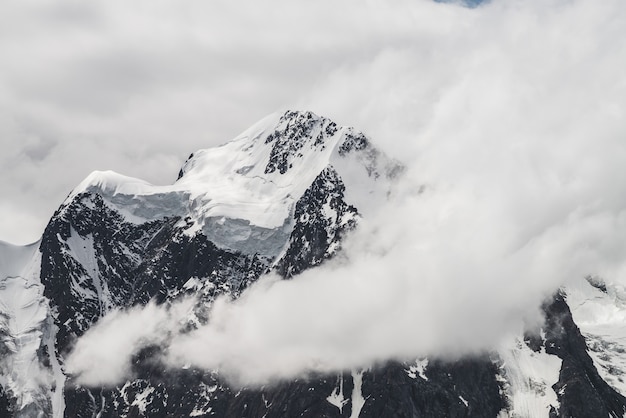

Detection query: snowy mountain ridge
xmin=64 ymin=110 xmax=399 ymax=258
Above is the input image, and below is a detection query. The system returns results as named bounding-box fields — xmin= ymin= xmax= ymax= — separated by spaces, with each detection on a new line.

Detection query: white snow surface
xmin=45 ymin=316 xmax=66 ymax=418
xmin=131 ymin=385 xmax=155 ymax=415
xmin=63 ymin=111 xmax=400 ymax=256
xmin=499 ymin=337 xmax=561 ymax=417
xmin=405 ymin=358 xmax=429 ymax=380
xmin=0 ymin=242 xmax=53 ymax=413
xmin=65 ymin=229 xmax=114 ymax=316
xmin=566 ymin=277 xmax=626 ymax=396
xmin=350 ymin=369 xmax=366 ymax=418
xmin=326 ymin=373 xmax=348 ymax=413
xmin=0 ymin=240 xmax=39 ymax=281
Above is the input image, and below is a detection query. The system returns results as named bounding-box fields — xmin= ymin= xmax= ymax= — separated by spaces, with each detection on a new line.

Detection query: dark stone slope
xmin=359 ymin=359 xmax=505 ymax=418
xmin=0 ymin=385 xmax=13 ymax=417
xmin=277 ymin=166 xmax=358 ymax=278
xmin=211 ymin=359 xmax=505 ymax=418
xmin=526 ymin=293 xmax=626 ymax=418
xmin=40 ymin=191 xmax=271 ymax=417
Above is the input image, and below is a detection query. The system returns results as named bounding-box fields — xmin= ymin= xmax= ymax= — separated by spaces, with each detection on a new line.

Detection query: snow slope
xmin=0 ymin=241 xmax=52 ymax=416
xmin=499 ymin=338 xmax=561 ymax=417
xmin=0 ymin=240 xmax=39 ymax=281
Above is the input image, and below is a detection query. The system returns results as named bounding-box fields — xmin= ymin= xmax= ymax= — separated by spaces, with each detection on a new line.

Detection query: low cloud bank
xmin=65 ymin=0 xmax=626 ymax=387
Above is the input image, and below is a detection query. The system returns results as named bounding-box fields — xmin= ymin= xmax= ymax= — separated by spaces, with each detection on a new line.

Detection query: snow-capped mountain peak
xmin=62 ymin=110 xmax=401 ymax=257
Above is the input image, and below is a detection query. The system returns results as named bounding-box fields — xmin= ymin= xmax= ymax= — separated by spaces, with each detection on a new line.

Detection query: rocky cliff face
xmin=1 ymin=110 xmax=625 ymax=417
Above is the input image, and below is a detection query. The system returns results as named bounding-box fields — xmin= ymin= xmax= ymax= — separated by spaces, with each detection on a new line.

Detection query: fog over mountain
xmin=65 ymin=98 xmax=626 ymax=386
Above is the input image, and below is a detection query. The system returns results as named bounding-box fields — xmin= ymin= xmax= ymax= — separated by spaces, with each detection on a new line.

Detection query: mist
xmin=63 ymin=0 xmax=626 ymax=387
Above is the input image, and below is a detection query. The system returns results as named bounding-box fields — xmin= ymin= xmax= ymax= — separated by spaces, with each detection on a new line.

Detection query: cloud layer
xmin=14 ymin=0 xmax=626 ymax=387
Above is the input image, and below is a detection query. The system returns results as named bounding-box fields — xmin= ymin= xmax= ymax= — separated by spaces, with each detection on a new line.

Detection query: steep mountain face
xmin=1 ymin=110 xmax=626 ymax=417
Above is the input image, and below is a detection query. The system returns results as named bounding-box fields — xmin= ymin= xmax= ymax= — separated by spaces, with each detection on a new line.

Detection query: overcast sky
xmin=0 ymin=0 xmax=453 ymax=244
xmin=2 ymin=0 xmax=624 ymax=247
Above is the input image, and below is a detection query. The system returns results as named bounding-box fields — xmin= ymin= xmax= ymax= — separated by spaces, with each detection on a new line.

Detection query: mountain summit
xmin=66 ymin=110 xmax=399 ymax=259
xmin=1 ymin=110 xmax=625 ymax=417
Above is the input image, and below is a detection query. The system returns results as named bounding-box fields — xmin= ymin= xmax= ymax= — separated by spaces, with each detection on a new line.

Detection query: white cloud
xmin=64 ymin=299 xmax=195 ymax=387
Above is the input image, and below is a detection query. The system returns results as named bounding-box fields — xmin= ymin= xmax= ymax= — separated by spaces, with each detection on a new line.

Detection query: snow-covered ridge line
xmin=60 ymin=110 xmax=402 ymax=256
